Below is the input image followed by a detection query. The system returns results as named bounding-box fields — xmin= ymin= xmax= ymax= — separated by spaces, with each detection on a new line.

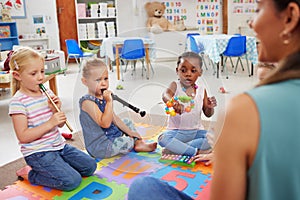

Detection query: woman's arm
xmin=210 ymin=94 xmax=260 ymax=200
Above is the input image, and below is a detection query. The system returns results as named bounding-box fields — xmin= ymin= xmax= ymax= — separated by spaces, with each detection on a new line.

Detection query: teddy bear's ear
xmin=161 ymin=2 xmax=166 ymax=9
xmin=145 ymin=2 xmax=151 ymax=9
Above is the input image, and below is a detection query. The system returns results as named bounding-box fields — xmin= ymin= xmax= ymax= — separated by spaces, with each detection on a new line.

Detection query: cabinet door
xmin=56 ymin=0 xmax=77 ymax=58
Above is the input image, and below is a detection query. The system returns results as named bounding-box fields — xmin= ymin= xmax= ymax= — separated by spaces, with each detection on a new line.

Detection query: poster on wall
xmin=228 ymin=0 xmax=256 ymax=35
xmin=162 ymin=0 xmax=191 ymax=26
xmin=232 ymin=0 xmax=256 ymax=14
xmin=0 ymin=0 xmax=26 ymax=18
xmin=196 ymin=0 xmax=222 ymax=34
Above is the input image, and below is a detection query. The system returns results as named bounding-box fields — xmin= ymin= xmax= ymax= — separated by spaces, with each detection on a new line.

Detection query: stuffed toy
xmin=144 ymin=1 xmax=175 ymax=34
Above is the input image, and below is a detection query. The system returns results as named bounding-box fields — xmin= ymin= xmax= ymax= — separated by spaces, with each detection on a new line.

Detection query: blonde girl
xmin=80 ymin=58 xmax=157 ymax=159
xmin=8 ymin=47 xmax=96 ymax=191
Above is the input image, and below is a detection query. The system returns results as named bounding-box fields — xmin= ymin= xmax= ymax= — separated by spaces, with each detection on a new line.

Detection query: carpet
xmin=0 ymin=112 xmax=214 ymax=199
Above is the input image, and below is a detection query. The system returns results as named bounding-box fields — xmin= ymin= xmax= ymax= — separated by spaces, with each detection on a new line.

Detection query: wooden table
xmin=43 ymin=74 xmax=58 ymax=95
xmin=0 ymin=73 xmax=58 ymax=96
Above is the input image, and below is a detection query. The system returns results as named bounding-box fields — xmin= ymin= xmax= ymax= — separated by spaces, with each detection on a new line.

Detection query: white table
xmin=189 ymin=34 xmax=258 ymax=78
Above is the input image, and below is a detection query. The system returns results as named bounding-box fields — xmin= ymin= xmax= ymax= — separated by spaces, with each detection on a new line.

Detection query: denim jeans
xmin=25 ymin=144 xmax=97 ymax=191
xmin=158 ymin=129 xmax=211 ymax=156
xmin=128 ymin=177 xmax=193 ymax=200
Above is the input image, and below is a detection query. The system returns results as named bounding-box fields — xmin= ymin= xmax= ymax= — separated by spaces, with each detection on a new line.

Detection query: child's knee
xmin=158 ymin=134 xmax=167 ymax=147
xmin=60 ymin=173 xmax=82 ymax=191
xmin=82 ymin=159 xmax=97 ymax=176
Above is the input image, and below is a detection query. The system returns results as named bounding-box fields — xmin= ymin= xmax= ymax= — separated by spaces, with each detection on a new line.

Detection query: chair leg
xmin=229 ymin=57 xmax=235 ymax=69
xmin=200 ymin=53 xmax=208 ymax=70
xmin=78 ymin=58 xmax=83 ymax=72
xmin=65 ymin=56 xmax=70 ymax=69
xmin=120 ymin=61 xmax=124 ymax=81
xmin=222 ymin=60 xmax=229 ymax=79
xmin=125 ymin=61 xmax=129 ymax=72
xmin=239 ymin=57 xmax=245 ymax=71
xmin=141 ymin=59 xmax=145 ymax=77
xmin=150 ymin=61 xmax=154 ymax=74
xmin=222 ymin=57 xmax=227 ymax=72
xmin=211 ymin=59 xmax=217 ymax=76
xmin=245 ymin=55 xmax=251 ymax=77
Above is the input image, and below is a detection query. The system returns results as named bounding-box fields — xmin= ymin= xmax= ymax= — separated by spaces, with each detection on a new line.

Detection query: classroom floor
xmin=0 ymin=59 xmax=258 ymax=167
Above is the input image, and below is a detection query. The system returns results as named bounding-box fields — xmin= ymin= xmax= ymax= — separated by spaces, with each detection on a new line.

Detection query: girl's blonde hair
xmin=82 ymin=57 xmax=107 ymax=79
xmin=9 ymin=47 xmax=44 ymax=95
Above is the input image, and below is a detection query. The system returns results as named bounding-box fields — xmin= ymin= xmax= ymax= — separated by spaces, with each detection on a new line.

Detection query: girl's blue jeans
xmin=25 ymin=144 xmax=97 ymax=191
xmin=158 ymin=129 xmax=211 ymax=156
xmin=128 ymin=176 xmax=193 ymax=200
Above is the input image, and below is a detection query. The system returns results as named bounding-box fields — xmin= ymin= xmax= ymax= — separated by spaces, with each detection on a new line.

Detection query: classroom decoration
xmin=165 ymin=96 xmax=195 ymax=116
xmin=145 ymin=1 xmax=175 ymax=34
xmin=0 ymin=0 xmax=26 ymax=19
xmin=196 ymin=0 xmax=222 ymax=34
xmin=232 ymin=0 xmax=256 ymax=14
xmin=0 ymin=123 xmax=213 ymax=199
xmin=163 ymin=1 xmax=188 ymax=25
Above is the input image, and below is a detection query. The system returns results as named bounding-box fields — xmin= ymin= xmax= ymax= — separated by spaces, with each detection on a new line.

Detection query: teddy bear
xmin=144 ymin=1 xmax=175 ymax=34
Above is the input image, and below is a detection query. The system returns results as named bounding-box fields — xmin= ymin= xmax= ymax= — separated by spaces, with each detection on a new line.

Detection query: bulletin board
xmin=228 ymin=0 xmax=256 ymax=35
xmin=161 ymin=0 xmax=222 ymax=34
xmin=0 ymin=0 xmax=26 ymax=18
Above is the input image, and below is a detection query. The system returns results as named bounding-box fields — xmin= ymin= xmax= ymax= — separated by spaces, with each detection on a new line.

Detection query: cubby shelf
xmin=0 ymin=22 xmax=19 ymax=51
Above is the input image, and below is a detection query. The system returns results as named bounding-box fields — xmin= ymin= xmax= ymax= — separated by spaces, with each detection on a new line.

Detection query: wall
xmin=116 ymin=0 xmax=149 ymax=37
xmin=116 ymin=0 xmax=223 ymax=36
xmin=15 ymin=0 xmax=60 ymax=50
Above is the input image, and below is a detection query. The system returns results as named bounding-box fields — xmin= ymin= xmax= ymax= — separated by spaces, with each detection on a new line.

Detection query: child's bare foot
xmin=134 ymin=140 xmax=157 ymax=152
xmin=16 ymin=165 xmax=31 ymax=181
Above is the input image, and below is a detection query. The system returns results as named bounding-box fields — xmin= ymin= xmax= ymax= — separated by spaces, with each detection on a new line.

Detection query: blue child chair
xmin=119 ymin=39 xmax=149 ymax=81
xmin=221 ymin=35 xmax=250 ymax=78
xmin=65 ymin=39 xmax=95 ymax=72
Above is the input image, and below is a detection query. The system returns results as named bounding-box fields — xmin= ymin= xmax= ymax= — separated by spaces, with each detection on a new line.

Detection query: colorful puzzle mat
xmin=0 ymin=123 xmax=212 ymax=200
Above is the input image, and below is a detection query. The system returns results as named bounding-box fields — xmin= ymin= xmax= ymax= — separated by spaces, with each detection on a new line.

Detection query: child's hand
xmin=103 ymin=90 xmax=113 ymax=102
xmin=173 ymin=102 xmax=184 ymax=114
xmin=207 ymin=96 xmax=217 ymax=109
xmin=48 ymin=95 xmax=61 ymax=112
xmin=49 ymin=112 xmax=66 ymax=127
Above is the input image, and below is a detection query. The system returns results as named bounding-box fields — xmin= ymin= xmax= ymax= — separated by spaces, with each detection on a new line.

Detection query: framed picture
xmin=33 ymin=15 xmax=44 ymax=24
xmin=0 ymin=0 xmax=26 ymax=19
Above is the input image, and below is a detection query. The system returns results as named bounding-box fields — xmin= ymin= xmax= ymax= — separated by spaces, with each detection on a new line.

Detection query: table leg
xmin=107 ymin=57 xmax=112 ymax=71
xmin=251 ymin=63 xmax=254 ymax=76
xmin=115 ymin=44 xmax=121 ymax=80
xmin=145 ymin=44 xmax=150 ymax=79
xmin=43 ymin=74 xmax=58 ymax=96
xmin=49 ymin=75 xmax=58 ymax=96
